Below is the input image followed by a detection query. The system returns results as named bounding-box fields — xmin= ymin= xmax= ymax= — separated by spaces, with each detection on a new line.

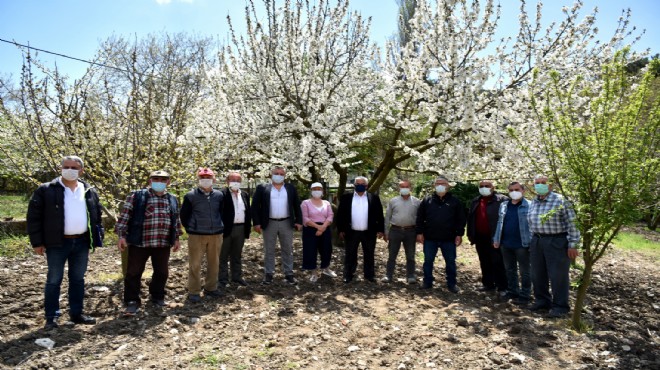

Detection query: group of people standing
xmin=27 ymin=156 xmax=580 ymax=329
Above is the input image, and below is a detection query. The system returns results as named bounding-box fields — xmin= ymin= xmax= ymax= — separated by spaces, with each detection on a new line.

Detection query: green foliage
xmin=529 ymin=47 xmax=660 ymax=329
xmin=614 ymin=231 xmax=660 ymax=257
xmin=0 ymin=193 xmax=29 ymax=219
xmin=451 ymin=182 xmax=479 ymax=210
xmin=0 ymin=233 xmax=31 ymax=258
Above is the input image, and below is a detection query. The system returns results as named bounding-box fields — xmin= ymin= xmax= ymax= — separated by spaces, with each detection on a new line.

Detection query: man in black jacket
xmin=416 ymin=176 xmax=466 ymax=292
xmin=219 ymin=171 xmax=252 ymax=287
xmin=27 ymin=156 xmax=104 ymax=329
xmin=466 ymin=180 xmax=508 ymax=295
xmin=336 ymin=176 xmax=385 ymax=283
xmin=180 ymin=168 xmax=224 ymax=302
xmin=251 ymin=166 xmax=302 ymax=285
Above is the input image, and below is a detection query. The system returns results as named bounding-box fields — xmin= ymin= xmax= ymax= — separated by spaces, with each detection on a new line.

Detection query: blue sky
xmin=1 ymin=0 xmax=659 ymax=81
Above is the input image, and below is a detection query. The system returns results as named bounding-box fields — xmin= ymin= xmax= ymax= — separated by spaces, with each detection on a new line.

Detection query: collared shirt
xmin=301 ymin=199 xmax=334 ymax=224
xmin=384 ymin=195 xmax=420 ymax=233
xmin=351 ymin=192 xmax=369 ymax=231
xmin=115 ymin=189 xmax=183 ymax=248
xmin=231 ymin=190 xmax=246 ymax=223
xmin=58 ymin=177 xmax=88 ymax=235
xmin=269 ymin=185 xmax=290 ymax=219
xmin=527 ymin=191 xmax=580 ymax=248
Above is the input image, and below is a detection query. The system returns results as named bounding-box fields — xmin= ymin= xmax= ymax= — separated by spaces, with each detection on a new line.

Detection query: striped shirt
xmin=527 ymin=191 xmax=580 ymax=248
xmin=115 ymin=190 xmax=183 ymax=248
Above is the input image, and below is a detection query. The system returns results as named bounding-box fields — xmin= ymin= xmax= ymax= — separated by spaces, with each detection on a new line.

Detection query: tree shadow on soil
xmin=0 ymin=326 xmax=83 ymax=367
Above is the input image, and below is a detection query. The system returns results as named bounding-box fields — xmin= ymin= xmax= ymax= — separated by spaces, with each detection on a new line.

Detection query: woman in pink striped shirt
xmin=301 ymin=182 xmax=336 ymax=282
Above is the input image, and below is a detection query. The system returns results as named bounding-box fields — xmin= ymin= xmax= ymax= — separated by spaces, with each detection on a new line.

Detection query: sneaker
xmin=285 ymin=275 xmax=298 ymax=285
xmin=309 ymin=271 xmax=319 ymax=283
xmin=123 ymin=301 xmax=139 ymax=316
xmin=262 ymin=273 xmax=274 ymax=285
xmin=71 ymin=314 xmax=96 ymax=325
xmin=447 ymin=285 xmax=460 ymax=294
xmin=44 ymin=317 xmax=58 ymax=330
xmin=204 ymin=289 xmax=225 ymax=298
xmin=232 ymin=278 xmax=249 ymax=286
xmin=381 ymin=276 xmax=392 ymax=283
xmin=497 ymin=291 xmax=511 ymax=300
xmin=407 ymin=277 xmax=417 ymax=284
xmin=151 ymin=298 xmax=167 ymax=307
xmin=322 ymin=268 xmax=337 ymax=278
xmin=188 ymin=294 xmax=202 ymax=303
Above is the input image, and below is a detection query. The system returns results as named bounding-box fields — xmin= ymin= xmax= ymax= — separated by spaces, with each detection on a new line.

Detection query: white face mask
xmin=272 ymin=174 xmax=285 ymax=184
xmin=311 ymin=190 xmax=323 ymax=199
xmin=199 ymin=179 xmax=214 ymax=189
xmin=479 ymin=187 xmax=492 ymax=196
xmin=229 ymin=182 xmax=241 ymax=191
xmin=61 ymin=169 xmax=79 ymax=182
xmin=399 ymin=188 xmax=411 ymax=196
xmin=435 ymin=185 xmax=447 ymax=194
xmin=509 ymin=191 xmax=523 ymax=200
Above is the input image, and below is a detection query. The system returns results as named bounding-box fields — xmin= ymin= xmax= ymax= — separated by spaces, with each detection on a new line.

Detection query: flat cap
xmin=149 ymin=170 xmax=170 ymax=178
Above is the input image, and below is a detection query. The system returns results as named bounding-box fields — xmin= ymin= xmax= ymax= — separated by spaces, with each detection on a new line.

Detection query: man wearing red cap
xmin=180 ymin=168 xmax=225 ymax=302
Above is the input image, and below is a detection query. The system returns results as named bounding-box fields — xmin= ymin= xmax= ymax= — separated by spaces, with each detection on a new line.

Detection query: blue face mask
xmin=151 ymin=181 xmax=167 ymax=192
xmin=534 ymin=183 xmax=549 ymax=195
xmin=355 ymin=184 xmax=367 ymax=193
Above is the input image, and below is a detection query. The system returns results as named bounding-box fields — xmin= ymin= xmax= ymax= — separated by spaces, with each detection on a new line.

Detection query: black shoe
xmin=478 ymin=286 xmax=496 ymax=292
xmin=513 ymin=297 xmax=530 ymax=306
xmin=232 ymin=278 xmax=249 ymax=287
xmin=343 ymin=276 xmax=353 ymax=284
xmin=529 ymin=302 xmax=552 ymax=312
xmin=44 ymin=317 xmax=58 ymax=330
xmin=124 ymin=301 xmax=139 ymax=316
xmin=547 ymin=309 xmax=568 ymax=318
xmin=262 ymin=273 xmax=274 ymax=285
xmin=447 ymin=285 xmax=460 ymax=293
xmin=71 ymin=314 xmax=96 ymax=325
xmin=365 ymin=277 xmax=376 ymax=283
xmin=421 ymin=283 xmax=433 ymax=290
xmin=285 ymin=275 xmax=297 ymax=285
xmin=204 ymin=289 xmax=225 ymax=297
xmin=151 ymin=298 xmax=167 ymax=307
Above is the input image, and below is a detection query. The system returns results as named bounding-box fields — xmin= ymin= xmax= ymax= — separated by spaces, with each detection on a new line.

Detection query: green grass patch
xmin=0 ymin=194 xmax=29 ymax=219
xmin=90 ymin=271 xmax=123 ymax=284
xmin=0 ymin=233 xmax=32 ymax=257
xmin=613 ymin=231 xmax=659 ymax=257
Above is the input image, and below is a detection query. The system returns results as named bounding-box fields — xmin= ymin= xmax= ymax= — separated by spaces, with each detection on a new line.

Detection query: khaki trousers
xmin=188 ymin=234 xmax=223 ymax=294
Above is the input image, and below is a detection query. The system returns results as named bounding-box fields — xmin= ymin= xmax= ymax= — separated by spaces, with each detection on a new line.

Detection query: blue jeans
xmin=423 ymin=240 xmax=456 ymax=287
xmin=501 ymin=246 xmax=531 ymax=299
xmin=44 ymin=238 xmax=90 ymax=319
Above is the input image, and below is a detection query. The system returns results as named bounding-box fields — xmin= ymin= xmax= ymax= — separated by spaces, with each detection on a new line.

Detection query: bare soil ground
xmin=0 ymin=236 xmax=658 ymax=369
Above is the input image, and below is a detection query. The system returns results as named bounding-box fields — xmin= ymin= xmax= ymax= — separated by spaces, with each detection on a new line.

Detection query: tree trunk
xmin=571 ymin=260 xmax=594 ymax=331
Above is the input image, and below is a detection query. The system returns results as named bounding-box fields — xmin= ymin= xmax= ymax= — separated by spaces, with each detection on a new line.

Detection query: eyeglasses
xmin=62 ymin=166 xmax=81 ymax=170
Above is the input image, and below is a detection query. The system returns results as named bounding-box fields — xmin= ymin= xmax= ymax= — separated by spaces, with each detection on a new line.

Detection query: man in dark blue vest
xmin=116 ymin=170 xmax=182 ymax=315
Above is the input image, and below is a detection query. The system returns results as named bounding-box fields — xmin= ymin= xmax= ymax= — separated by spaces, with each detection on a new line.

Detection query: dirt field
xmin=0 ymin=236 xmax=658 ymax=369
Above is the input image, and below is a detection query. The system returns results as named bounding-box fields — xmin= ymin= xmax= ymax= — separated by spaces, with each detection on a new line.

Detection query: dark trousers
xmin=501 ymin=246 xmax=531 ymax=299
xmin=343 ymin=230 xmax=377 ymax=280
xmin=423 ymin=240 xmax=456 ymax=287
xmin=385 ymin=228 xmax=417 ymax=278
xmin=124 ymin=245 xmax=171 ymax=305
xmin=474 ymin=234 xmax=507 ymax=290
xmin=530 ymin=234 xmax=571 ymax=313
xmin=219 ymin=226 xmax=247 ymax=284
xmin=44 ymin=237 xmax=89 ymax=319
xmin=301 ymin=224 xmax=332 ymax=270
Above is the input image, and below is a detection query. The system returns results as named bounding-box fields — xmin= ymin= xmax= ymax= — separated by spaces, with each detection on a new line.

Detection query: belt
xmin=269 ymin=217 xmax=290 ymax=221
xmin=63 ymin=233 xmax=86 ymax=239
xmin=533 ymin=232 xmax=568 ymax=238
xmin=390 ymin=224 xmax=415 ymax=230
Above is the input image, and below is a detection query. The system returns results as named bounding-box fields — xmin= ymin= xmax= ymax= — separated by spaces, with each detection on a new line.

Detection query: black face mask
xmin=355 ymin=184 xmax=367 ymax=192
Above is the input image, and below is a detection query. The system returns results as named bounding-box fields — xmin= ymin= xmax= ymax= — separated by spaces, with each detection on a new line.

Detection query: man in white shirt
xmin=337 ymin=176 xmax=385 ymax=283
xmin=251 ymin=166 xmax=303 ymax=285
xmin=220 ymin=172 xmax=252 ymax=287
xmin=27 ymin=156 xmax=104 ymax=329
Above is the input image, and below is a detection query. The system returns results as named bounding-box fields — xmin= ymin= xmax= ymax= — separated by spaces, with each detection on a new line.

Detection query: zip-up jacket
xmin=416 ymin=192 xmax=466 ymax=242
xmin=27 ymin=178 xmax=104 ymax=250
xmin=466 ymin=192 xmax=508 ymax=243
xmin=180 ymin=187 xmax=224 ymax=235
